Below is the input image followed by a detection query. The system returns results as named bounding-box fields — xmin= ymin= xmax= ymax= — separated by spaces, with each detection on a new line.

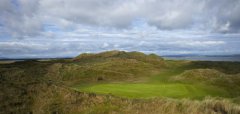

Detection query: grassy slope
xmin=72 ymin=59 xmax=236 ymax=99
xmin=74 ymin=61 xmax=234 ymax=99
xmin=1 ymin=50 xmax=240 ymax=113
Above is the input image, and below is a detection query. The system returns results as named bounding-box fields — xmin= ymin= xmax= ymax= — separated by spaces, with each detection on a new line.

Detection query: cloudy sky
xmin=0 ymin=0 xmax=240 ymax=58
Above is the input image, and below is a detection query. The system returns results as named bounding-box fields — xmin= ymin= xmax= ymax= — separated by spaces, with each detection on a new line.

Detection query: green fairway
xmin=74 ymin=83 xmax=229 ymax=99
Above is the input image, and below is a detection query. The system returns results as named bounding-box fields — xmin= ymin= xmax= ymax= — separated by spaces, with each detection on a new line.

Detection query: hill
xmin=1 ymin=50 xmax=240 ymax=114
xmin=54 ymin=50 xmax=165 ymax=85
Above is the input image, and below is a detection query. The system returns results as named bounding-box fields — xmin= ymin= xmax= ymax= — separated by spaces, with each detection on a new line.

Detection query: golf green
xmin=74 ymin=83 xmax=229 ymax=99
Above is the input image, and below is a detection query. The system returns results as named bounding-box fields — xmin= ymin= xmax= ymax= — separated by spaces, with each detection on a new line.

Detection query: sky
xmin=0 ymin=0 xmax=240 ymax=58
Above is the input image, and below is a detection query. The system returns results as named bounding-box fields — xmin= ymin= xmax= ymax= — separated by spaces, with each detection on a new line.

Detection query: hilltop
xmin=74 ymin=50 xmax=164 ymax=65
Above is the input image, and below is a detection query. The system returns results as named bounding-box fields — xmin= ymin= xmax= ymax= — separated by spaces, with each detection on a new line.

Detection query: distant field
xmin=73 ymin=83 xmax=229 ymax=99
xmin=163 ymin=56 xmax=240 ymax=62
xmin=0 ymin=60 xmax=15 ymax=64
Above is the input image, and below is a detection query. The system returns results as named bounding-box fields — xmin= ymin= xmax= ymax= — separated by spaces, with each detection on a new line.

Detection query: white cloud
xmin=1 ymin=0 xmax=240 ymax=57
xmin=102 ymin=42 xmax=109 ymax=48
xmin=169 ymin=40 xmax=225 ymax=47
xmin=1 ymin=0 xmax=240 ymax=38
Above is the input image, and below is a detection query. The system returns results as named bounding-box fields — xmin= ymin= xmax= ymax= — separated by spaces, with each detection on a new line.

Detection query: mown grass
xmin=73 ymin=83 xmax=230 ymax=99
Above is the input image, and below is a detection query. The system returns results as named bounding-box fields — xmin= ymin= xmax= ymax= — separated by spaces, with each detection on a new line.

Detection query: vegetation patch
xmin=73 ymin=83 xmax=230 ymax=99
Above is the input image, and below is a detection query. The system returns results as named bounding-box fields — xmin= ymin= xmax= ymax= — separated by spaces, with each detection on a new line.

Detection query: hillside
xmin=52 ymin=50 xmax=165 ymax=85
xmin=1 ymin=50 xmax=240 ymax=114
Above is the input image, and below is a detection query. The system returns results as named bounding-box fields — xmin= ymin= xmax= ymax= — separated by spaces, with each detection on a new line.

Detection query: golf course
xmin=1 ymin=50 xmax=240 ymax=114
